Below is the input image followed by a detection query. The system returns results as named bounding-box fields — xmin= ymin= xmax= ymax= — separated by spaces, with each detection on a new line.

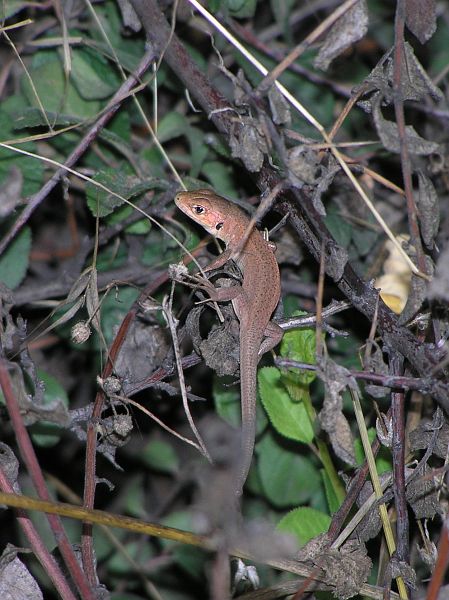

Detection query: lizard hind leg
xmin=258 ymin=320 xmax=284 ymax=357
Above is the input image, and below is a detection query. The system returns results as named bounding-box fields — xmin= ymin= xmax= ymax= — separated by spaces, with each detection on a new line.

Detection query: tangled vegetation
xmin=0 ymin=1 xmax=448 ymax=599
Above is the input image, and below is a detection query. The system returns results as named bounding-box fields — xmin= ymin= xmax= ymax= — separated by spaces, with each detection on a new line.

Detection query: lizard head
xmin=175 ymin=189 xmax=240 ymax=241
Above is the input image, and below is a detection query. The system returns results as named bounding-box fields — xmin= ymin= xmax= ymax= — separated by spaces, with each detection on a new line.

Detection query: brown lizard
xmin=175 ymin=189 xmax=283 ymax=495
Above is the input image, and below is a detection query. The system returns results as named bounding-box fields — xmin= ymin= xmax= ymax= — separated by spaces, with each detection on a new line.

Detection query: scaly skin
xmin=175 ymin=189 xmax=283 ymax=495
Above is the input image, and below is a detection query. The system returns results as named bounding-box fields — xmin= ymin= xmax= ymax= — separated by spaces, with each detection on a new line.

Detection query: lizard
xmin=175 ymin=189 xmax=283 ymax=495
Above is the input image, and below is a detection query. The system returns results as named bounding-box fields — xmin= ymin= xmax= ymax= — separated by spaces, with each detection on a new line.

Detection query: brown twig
xmin=425 ymin=518 xmax=449 ymax=600
xmin=390 ymin=352 xmax=409 ymax=566
xmin=274 ymin=357 xmax=447 ymax=395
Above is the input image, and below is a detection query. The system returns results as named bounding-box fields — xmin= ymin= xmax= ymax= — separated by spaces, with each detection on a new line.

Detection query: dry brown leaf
xmin=0 ymin=545 xmax=43 ymax=600
xmin=318 ymin=359 xmax=357 ymax=466
xmin=314 ymin=0 xmax=368 ymax=71
xmin=405 ymin=0 xmax=437 ymax=44
xmin=417 ymin=171 xmax=440 ymax=249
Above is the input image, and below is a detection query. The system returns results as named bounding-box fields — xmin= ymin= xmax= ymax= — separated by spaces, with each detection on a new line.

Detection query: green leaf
xmin=0 ymin=227 xmax=31 ymax=289
xmin=156 ymin=112 xmax=208 ymax=176
xmin=280 ymin=317 xmax=317 ymax=387
xmin=141 ymin=229 xmax=180 ymax=269
xmin=186 ymin=126 xmax=209 ymax=177
xmin=226 ymin=0 xmax=257 ymax=18
xmin=213 ymin=377 xmax=268 ymax=434
xmin=30 ymin=370 xmax=69 ymax=447
xmin=70 ymin=48 xmax=119 ymax=100
xmin=201 ymin=160 xmax=237 ymax=198
xmin=86 ymin=168 xmax=165 ymax=218
xmin=269 ymin=0 xmax=296 ymax=35
xmin=108 ymin=540 xmax=154 ymax=575
xmin=172 ymin=546 xmax=206 ymax=580
xmin=141 ymin=439 xmax=179 ymax=474
xmin=124 ymin=475 xmax=146 ymax=518
xmin=13 ymin=107 xmax=80 ymax=129
xmin=352 ymin=223 xmax=378 ymax=257
xmin=86 ymin=168 xmax=128 ymax=217
xmin=204 ymin=133 xmax=232 ymax=160
xmin=93 ymin=522 xmax=125 ymax=561
xmin=0 ymin=109 xmax=44 ymax=196
xmin=213 ymin=378 xmax=241 ymax=428
xmin=125 ymin=218 xmax=151 ymax=235
xmin=160 ymin=511 xmax=196 ymax=550
xmin=0 ymin=0 xmax=29 ymax=18
xmin=21 ymin=54 xmax=101 ymax=119
xmin=157 ymin=111 xmax=188 ymax=143
xmin=92 ymin=3 xmax=145 ymax=72
xmin=160 ymin=510 xmax=207 ymax=578
xmin=100 ymin=287 xmax=139 ymax=346
xmin=0 ymin=152 xmax=43 ymax=197
xmin=258 ymin=367 xmax=313 ymax=444
xmin=277 ymin=507 xmax=331 ymax=546
xmin=95 ymin=241 xmax=127 ymax=273
xmin=354 ymin=427 xmax=375 ymax=464
xmin=325 ymin=211 xmax=352 ymax=249
xmin=257 ymin=432 xmax=320 ymax=507
xmin=321 ymin=469 xmax=342 ymax=514
xmin=103 ymin=180 xmax=166 ymax=228
xmin=103 ymin=110 xmax=131 ymax=143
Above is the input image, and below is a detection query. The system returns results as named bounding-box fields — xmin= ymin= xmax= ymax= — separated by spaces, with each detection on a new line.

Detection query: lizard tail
xmin=235 ymin=335 xmax=259 ymax=497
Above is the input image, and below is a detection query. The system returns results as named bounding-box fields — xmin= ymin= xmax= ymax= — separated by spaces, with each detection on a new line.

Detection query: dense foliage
xmin=0 ymin=1 xmax=448 ymax=598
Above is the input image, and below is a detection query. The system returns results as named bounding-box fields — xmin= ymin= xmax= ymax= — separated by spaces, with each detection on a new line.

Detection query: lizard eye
xmin=192 ymin=205 xmax=205 ymax=215
xmin=215 ymin=222 xmax=223 ymax=230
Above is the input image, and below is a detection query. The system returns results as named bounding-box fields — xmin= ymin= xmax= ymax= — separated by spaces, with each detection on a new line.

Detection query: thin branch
xmin=125 ymin=397 xmax=206 ymax=451
xmin=426 ymin=518 xmax=449 ymax=600
xmin=274 ymin=358 xmax=447 ymax=395
xmin=390 ymin=353 xmax=409 ymax=567
xmin=161 ymin=291 xmax=211 ymax=460
xmin=392 ymin=0 xmax=428 ymax=276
